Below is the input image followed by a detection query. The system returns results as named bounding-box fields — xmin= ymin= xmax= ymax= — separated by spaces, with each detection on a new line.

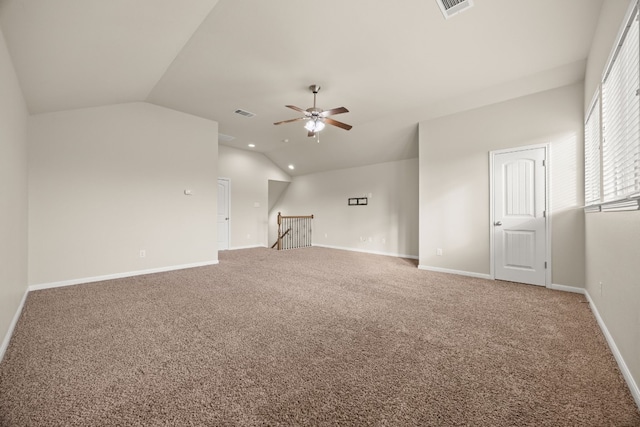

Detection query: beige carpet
xmin=0 ymin=247 xmax=638 ymax=426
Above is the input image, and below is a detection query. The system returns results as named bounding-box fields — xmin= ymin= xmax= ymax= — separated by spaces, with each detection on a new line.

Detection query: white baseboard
xmin=28 ymin=260 xmax=219 ymax=292
xmin=312 ymin=244 xmax=419 ymax=260
xmin=549 ymin=283 xmax=586 ymax=294
xmin=418 ymin=265 xmax=492 ymax=280
xmin=585 ymin=290 xmax=640 ymax=409
xmin=0 ymin=287 xmax=29 ymax=362
xmin=228 ymin=245 xmax=267 ymax=251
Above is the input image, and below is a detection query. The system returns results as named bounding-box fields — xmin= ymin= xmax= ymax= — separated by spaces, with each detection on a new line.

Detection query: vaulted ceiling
xmin=0 ymin=0 xmax=603 ymax=175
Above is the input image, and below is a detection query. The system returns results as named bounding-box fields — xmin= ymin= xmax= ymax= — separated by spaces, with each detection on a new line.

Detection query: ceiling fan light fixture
xmin=274 ymin=85 xmax=351 ymax=137
xmin=304 ymin=119 xmax=325 ymax=132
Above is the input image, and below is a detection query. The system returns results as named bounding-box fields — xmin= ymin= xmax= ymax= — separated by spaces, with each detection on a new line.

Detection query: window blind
xmin=584 ymin=97 xmax=601 ymax=205
xmin=601 ymin=10 xmax=640 ymax=202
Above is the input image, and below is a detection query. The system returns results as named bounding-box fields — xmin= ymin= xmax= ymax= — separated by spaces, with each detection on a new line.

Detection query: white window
xmin=585 ymin=3 xmax=640 ymax=211
xmin=584 ymin=97 xmax=601 ymax=206
xmin=602 ymin=8 xmax=640 ymax=202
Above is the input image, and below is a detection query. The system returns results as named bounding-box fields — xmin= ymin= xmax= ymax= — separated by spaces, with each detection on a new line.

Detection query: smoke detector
xmin=436 ymin=0 xmax=474 ymax=19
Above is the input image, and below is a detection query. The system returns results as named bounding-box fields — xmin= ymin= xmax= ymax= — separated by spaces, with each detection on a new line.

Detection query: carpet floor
xmin=0 ymin=247 xmax=639 ymax=426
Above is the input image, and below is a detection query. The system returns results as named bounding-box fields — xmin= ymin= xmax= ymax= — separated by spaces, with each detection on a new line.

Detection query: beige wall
xmin=585 ymin=212 xmax=640 ymax=396
xmin=0 ymin=26 xmax=29 ymax=354
xmin=273 ymin=159 xmax=419 ymax=258
xmin=28 ymin=102 xmax=219 ymax=285
xmin=584 ymin=0 xmax=640 ymax=403
xmin=218 ymin=145 xmax=291 ymax=249
xmin=584 ymin=0 xmax=631 ymax=110
xmin=419 ymin=83 xmax=585 ymax=286
xmin=267 ymin=180 xmax=291 ymax=246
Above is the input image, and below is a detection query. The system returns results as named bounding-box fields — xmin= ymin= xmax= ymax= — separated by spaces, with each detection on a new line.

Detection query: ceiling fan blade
xmin=274 ymin=117 xmax=306 ymax=125
xmin=286 ymin=105 xmax=309 ymax=114
xmin=321 ymin=107 xmax=349 ymax=117
xmin=308 ymin=131 xmax=316 ymax=137
xmin=325 ymin=117 xmax=353 ymax=131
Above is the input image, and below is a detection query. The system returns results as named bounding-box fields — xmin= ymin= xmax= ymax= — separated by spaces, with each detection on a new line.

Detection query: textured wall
xmin=0 ymin=24 xmax=29 ymax=355
xmin=28 ymin=102 xmax=218 ymax=285
xmin=583 ymin=0 xmax=640 ymax=405
xmin=218 ymin=145 xmax=290 ymax=249
xmin=419 ymin=83 xmax=585 ymax=286
xmin=272 ymin=159 xmax=419 ymax=258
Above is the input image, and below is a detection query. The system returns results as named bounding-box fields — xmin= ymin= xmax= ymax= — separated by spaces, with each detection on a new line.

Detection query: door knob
xmin=494 ymin=221 xmax=502 ymax=226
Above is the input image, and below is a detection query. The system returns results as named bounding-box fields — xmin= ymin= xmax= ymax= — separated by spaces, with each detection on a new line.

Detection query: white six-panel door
xmin=492 ymin=147 xmax=547 ymax=286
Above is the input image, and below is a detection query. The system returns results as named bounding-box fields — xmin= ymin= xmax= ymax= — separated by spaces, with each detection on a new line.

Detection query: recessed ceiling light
xmin=288 ymin=164 xmax=295 ymax=170
xmin=248 ymin=143 xmax=255 ymax=148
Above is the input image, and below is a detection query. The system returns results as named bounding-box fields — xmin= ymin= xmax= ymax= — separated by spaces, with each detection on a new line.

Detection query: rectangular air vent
xmin=436 ymin=0 xmax=474 ymax=19
xmin=234 ymin=109 xmax=256 ymax=118
xmin=218 ymin=133 xmax=235 ymax=142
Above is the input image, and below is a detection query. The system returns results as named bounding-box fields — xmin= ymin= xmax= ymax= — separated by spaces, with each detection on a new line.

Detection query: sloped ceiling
xmin=0 ymin=0 xmax=604 ymax=175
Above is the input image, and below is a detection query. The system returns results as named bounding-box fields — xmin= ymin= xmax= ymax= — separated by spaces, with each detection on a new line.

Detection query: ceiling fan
xmin=274 ymin=85 xmax=352 ymax=137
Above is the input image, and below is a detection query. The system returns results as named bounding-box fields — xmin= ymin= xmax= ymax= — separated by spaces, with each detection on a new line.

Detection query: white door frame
xmin=218 ymin=177 xmax=230 ymax=251
xmin=489 ymin=143 xmax=551 ymax=287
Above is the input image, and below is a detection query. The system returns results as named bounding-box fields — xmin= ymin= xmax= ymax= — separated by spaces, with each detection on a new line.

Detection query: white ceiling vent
xmin=234 ymin=109 xmax=256 ymax=118
xmin=436 ymin=0 xmax=474 ymax=19
xmin=218 ymin=133 xmax=235 ymax=142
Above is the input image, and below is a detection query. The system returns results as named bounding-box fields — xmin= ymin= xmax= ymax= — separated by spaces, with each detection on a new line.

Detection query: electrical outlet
xmin=436 ymin=248 xmax=443 ymax=256
xmin=599 ymin=281 xmax=603 ymax=296
xmin=139 ymin=250 xmax=146 ymax=258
